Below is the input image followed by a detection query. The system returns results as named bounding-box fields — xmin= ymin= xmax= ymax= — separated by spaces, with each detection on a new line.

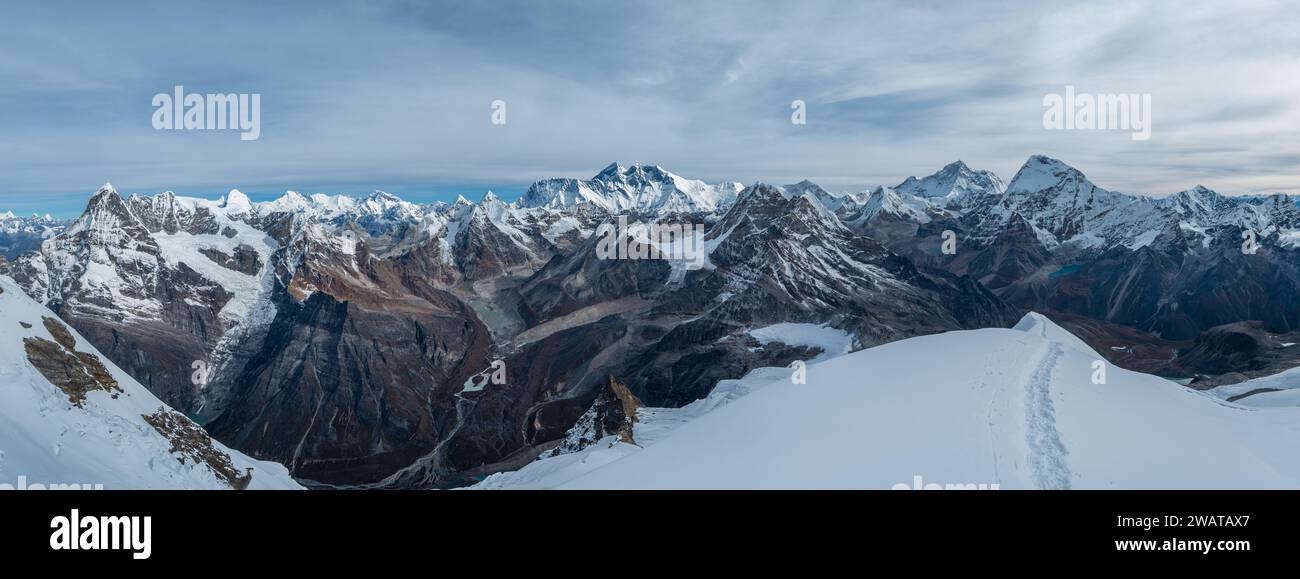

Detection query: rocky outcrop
xmin=541 ymin=376 xmax=643 ymax=457
xmin=23 ymin=316 xmax=123 ymax=407
xmin=199 ymin=244 xmax=263 ymax=274
xmin=142 ymin=408 xmax=254 ymax=490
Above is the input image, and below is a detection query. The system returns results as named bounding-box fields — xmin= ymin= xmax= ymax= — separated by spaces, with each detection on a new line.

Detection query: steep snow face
xmin=478 ymin=313 xmax=1300 ymax=489
xmin=518 ymin=163 xmax=742 ymax=215
xmin=0 ymin=276 xmax=301 ymax=490
xmin=894 ymin=160 xmax=1006 ymax=203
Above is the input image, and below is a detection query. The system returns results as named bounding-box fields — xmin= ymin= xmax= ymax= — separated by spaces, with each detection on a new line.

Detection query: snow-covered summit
xmin=895 ymin=160 xmax=1005 ymax=202
xmin=958 ymin=155 xmax=1171 ymax=249
xmin=222 ymin=189 xmax=253 ymax=213
xmin=853 ymin=185 xmax=940 ymax=224
xmin=518 ymin=163 xmax=742 ymax=215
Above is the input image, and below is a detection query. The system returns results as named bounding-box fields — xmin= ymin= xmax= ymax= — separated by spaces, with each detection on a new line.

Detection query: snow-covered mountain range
xmin=2 ymin=156 xmax=1299 ymax=488
xmin=0 ymin=211 xmax=64 ymax=260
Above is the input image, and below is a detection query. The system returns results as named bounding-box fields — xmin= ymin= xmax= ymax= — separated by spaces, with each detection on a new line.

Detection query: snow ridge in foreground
xmin=476 ymin=313 xmax=1300 ymax=490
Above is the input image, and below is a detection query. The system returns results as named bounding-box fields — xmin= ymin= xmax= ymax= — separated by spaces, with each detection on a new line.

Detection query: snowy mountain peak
xmin=1025 ymin=154 xmax=1067 ymax=168
xmin=257 ymin=190 xmax=312 ymax=214
xmin=520 ymin=163 xmax=738 ymax=215
xmin=855 ymin=185 xmax=936 ymax=223
xmin=591 ymin=163 xmax=676 ymax=193
xmin=739 ymin=182 xmax=791 ymax=203
xmin=895 ymin=160 xmax=1005 ymax=202
xmin=593 ymin=163 xmax=671 ymax=183
xmin=222 ymin=189 xmax=253 ymax=213
xmin=1004 ymin=155 xmax=1094 ymax=197
xmin=1166 ymin=185 xmax=1227 ymax=218
xmin=779 ymin=180 xmax=858 ymax=212
xmin=595 ymin=162 xmax=626 ymax=179
xmin=83 ymin=183 xmax=131 ymax=214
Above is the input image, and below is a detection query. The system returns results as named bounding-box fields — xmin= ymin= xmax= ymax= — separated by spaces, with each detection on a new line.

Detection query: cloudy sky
xmin=3 ymin=0 xmax=1299 ymax=217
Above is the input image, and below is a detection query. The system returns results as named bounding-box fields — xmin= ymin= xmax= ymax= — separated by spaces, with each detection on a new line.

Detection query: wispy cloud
xmin=2 ymin=0 xmax=1299 ymax=216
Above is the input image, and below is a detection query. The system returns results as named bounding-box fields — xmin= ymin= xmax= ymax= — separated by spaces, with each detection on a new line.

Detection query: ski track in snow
xmin=1023 ymin=342 xmax=1072 ymax=489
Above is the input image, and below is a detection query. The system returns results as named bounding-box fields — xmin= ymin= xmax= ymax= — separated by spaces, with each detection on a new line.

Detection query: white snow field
xmin=1207 ymin=365 xmax=1300 ymax=408
xmin=477 ymin=313 xmax=1300 ymax=490
xmin=748 ymin=323 xmax=856 ymax=363
xmin=0 ymin=275 xmax=301 ymax=490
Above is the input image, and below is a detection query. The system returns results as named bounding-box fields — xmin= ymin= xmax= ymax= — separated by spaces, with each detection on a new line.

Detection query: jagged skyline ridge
xmin=24 ymin=154 xmax=1300 ymax=223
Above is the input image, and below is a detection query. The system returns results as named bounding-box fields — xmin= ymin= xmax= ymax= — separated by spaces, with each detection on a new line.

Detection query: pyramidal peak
xmin=595 ymin=162 xmax=627 ymax=179
xmin=1003 ymin=155 xmax=1094 ymax=196
xmin=223 ymin=189 xmax=253 ymax=212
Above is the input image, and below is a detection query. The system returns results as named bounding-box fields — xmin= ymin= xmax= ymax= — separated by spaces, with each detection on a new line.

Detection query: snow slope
xmin=748 ymin=323 xmax=856 ymax=363
xmin=0 ymin=275 xmax=302 ymax=490
xmin=1207 ymin=366 xmax=1300 ymax=408
xmin=478 ymin=312 xmax=1300 ymax=489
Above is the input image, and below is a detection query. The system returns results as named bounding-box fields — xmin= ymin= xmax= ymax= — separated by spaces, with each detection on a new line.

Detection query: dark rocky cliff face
xmin=993 ymin=232 xmax=1300 ymax=342
xmin=205 ymin=285 xmax=493 ymax=485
